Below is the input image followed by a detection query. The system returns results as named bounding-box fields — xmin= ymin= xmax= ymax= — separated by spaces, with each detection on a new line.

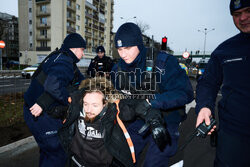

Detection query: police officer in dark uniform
xmin=111 ymin=23 xmax=194 ymax=167
xmin=196 ymin=1 xmax=250 ymax=166
xmin=23 ymin=33 xmax=86 ymax=167
xmin=87 ymin=46 xmax=114 ymax=78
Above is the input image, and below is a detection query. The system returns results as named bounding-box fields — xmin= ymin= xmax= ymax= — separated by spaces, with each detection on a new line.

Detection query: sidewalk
xmin=0 ymin=136 xmax=39 ymax=167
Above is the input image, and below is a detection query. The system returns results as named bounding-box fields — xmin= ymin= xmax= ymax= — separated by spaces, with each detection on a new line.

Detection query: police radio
xmin=178 ymin=117 xmax=216 ymax=151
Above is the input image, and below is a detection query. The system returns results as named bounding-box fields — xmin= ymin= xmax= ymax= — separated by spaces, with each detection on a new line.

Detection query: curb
xmin=0 ymin=136 xmax=37 ymax=157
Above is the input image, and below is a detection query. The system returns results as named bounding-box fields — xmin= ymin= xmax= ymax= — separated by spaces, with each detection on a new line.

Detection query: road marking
xmin=24 ymin=83 xmax=30 ymax=85
xmin=0 ymin=76 xmax=21 ymax=79
xmin=0 ymin=84 xmax=14 ymax=88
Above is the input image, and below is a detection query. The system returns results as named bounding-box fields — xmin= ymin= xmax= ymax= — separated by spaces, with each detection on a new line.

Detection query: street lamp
xmin=120 ymin=16 xmax=136 ymax=22
xmin=198 ymin=28 xmax=215 ymax=59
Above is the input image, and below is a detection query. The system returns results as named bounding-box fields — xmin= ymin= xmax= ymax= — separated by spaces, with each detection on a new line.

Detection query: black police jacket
xmin=196 ymin=32 xmax=250 ymax=137
xmin=87 ymin=55 xmax=114 ymax=77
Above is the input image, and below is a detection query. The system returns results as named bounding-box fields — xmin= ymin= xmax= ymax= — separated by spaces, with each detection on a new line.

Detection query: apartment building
xmin=18 ymin=0 xmax=114 ymax=66
xmin=0 ymin=12 xmax=19 ymax=63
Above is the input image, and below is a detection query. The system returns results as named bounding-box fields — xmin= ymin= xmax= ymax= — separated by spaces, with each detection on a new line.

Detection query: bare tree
xmin=135 ymin=20 xmax=150 ymax=35
xmin=0 ymin=20 xmax=4 ymax=38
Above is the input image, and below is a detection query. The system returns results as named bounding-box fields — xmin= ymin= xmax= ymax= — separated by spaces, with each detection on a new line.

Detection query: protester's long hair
xmin=79 ymin=77 xmax=119 ymax=104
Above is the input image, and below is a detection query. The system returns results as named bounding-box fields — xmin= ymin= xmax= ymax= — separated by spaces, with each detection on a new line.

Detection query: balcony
xmin=36 ymin=20 xmax=51 ymax=28
xmin=100 ymin=3 xmax=105 ymax=8
xmin=36 ymin=7 xmax=51 ymax=16
xmin=93 ymin=24 xmax=99 ymax=30
xmin=36 ymin=32 xmax=51 ymax=40
xmin=67 ymin=15 xmax=76 ymax=23
xmin=99 ymin=26 xmax=104 ymax=32
xmin=85 ymin=12 xmax=93 ymax=19
xmin=85 ymin=31 xmax=92 ymax=37
xmin=93 ymin=35 xmax=98 ymax=39
xmin=36 ymin=46 xmax=51 ymax=51
xmin=100 ymin=9 xmax=105 ymax=15
xmin=67 ymin=3 xmax=76 ymax=11
xmin=86 ymin=23 xmax=92 ymax=28
xmin=93 ymin=15 xmax=99 ymax=21
xmin=67 ymin=26 xmax=76 ymax=33
xmin=86 ymin=1 xmax=97 ymax=10
xmin=36 ymin=0 xmax=50 ymax=4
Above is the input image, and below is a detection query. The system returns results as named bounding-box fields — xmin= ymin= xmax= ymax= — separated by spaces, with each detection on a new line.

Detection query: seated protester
xmin=87 ymin=46 xmax=114 ymax=78
xmin=58 ymin=77 xmax=170 ymax=167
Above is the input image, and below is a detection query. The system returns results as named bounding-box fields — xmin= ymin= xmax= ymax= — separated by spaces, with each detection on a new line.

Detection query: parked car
xmin=21 ymin=63 xmax=40 ymax=79
xmin=179 ymin=63 xmax=188 ymax=75
xmin=196 ymin=59 xmax=209 ymax=80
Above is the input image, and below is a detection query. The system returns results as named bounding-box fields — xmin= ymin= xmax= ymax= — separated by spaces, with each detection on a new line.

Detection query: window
xmin=29 ymin=8 xmax=32 ymax=13
xmin=29 ymin=20 xmax=32 ymax=24
xmin=76 ymin=25 xmax=80 ymax=31
xmin=40 ymin=29 xmax=47 ymax=36
xmin=30 ymin=31 xmax=32 ymax=36
xmin=76 ymin=4 xmax=80 ymax=10
xmin=41 ymin=41 xmax=47 ymax=47
xmin=77 ymin=15 xmax=80 ymax=20
xmin=67 ymin=0 xmax=71 ymax=7
xmin=30 ymin=43 xmax=32 ymax=48
xmin=40 ymin=17 xmax=47 ymax=24
xmin=67 ymin=11 xmax=72 ymax=18
xmin=40 ymin=5 xmax=47 ymax=12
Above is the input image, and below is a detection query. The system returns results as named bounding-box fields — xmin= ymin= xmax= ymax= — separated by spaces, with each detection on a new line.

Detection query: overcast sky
xmin=1 ymin=0 xmax=239 ymax=54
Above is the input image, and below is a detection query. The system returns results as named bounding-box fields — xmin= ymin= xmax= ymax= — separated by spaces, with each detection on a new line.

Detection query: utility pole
xmin=198 ymin=28 xmax=215 ymax=59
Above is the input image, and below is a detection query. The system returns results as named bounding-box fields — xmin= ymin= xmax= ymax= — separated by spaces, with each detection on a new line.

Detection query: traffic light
xmin=161 ymin=37 xmax=167 ymax=51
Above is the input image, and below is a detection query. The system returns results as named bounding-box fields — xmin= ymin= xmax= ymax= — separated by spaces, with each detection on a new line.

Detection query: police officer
xmin=112 ymin=23 xmax=194 ymax=166
xmin=23 ymin=33 xmax=86 ymax=167
xmin=87 ymin=45 xmax=114 ymax=77
xmin=195 ymin=0 xmax=250 ymax=166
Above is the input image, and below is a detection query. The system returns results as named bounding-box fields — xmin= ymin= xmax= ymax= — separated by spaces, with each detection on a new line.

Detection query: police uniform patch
xmin=117 ymin=40 xmax=122 ymax=47
xmin=234 ymin=0 xmax=241 ymax=9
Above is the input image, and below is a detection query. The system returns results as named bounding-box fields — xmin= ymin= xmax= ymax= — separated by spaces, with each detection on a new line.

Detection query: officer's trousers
xmin=214 ymin=129 xmax=250 ymax=167
xmin=23 ymin=104 xmax=67 ymax=167
xmin=127 ymin=119 xmax=179 ymax=167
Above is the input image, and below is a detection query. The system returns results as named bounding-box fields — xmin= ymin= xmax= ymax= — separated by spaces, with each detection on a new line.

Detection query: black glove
xmin=118 ymin=99 xmax=136 ymax=121
xmin=134 ymin=99 xmax=151 ymax=118
xmin=63 ymin=89 xmax=84 ymax=127
xmin=142 ymin=107 xmax=171 ymax=151
xmin=148 ymin=112 xmax=171 ymax=151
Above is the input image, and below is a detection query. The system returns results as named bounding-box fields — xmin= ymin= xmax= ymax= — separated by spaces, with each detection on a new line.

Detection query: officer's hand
xmin=196 ymin=107 xmax=216 ymax=135
xmin=150 ymin=118 xmax=171 ymax=151
xmin=30 ymin=103 xmax=43 ymax=117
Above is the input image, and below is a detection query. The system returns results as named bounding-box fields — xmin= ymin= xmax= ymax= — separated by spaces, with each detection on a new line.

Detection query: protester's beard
xmin=84 ymin=115 xmax=96 ymax=123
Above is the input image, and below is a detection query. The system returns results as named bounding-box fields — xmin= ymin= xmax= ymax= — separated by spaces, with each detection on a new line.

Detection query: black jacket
xmin=58 ymin=103 xmax=135 ymax=167
xmin=87 ymin=55 xmax=114 ymax=77
xmin=196 ymin=32 xmax=250 ymax=137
